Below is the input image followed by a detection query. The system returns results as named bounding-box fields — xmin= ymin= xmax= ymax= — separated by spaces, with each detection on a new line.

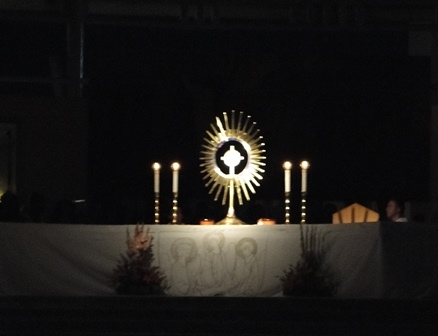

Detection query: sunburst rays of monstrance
xmin=200 ymin=111 xmax=266 ymax=224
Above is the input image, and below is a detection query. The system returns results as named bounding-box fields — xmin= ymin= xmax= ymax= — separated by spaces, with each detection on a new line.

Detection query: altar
xmin=1 ymin=222 xmax=437 ymax=298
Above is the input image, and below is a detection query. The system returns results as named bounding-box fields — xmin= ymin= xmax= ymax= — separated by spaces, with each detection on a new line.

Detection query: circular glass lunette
xmin=214 ymin=138 xmax=250 ymax=178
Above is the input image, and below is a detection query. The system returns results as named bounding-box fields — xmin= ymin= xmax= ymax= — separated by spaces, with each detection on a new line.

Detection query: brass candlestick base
xmin=300 ymin=191 xmax=307 ymax=224
xmin=154 ymin=192 xmax=160 ymax=224
xmin=284 ymin=191 xmax=291 ymax=224
xmin=172 ymin=192 xmax=179 ymax=224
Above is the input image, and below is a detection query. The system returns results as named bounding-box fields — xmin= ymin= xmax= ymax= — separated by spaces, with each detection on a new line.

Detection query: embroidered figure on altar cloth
xmin=168 ymin=237 xmax=200 ymax=295
xmin=161 ymin=231 xmax=267 ymax=296
xmin=195 ymin=232 xmax=229 ymax=295
xmin=228 ymin=237 xmax=266 ymax=295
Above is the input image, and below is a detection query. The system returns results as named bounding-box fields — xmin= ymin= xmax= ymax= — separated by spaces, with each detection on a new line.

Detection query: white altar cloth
xmin=0 ymin=222 xmax=436 ymax=298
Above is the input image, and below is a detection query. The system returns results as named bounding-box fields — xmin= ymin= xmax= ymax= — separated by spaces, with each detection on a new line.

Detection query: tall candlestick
xmin=300 ymin=193 xmax=307 ymax=224
xmin=300 ymin=160 xmax=309 ymax=192
xmin=152 ymin=162 xmax=161 ymax=224
xmin=172 ymin=195 xmax=179 ymax=224
xmin=152 ymin=162 xmax=161 ymax=193
xmin=283 ymin=161 xmax=292 ymax=224
xmin=283 ymin=161 xmax=292 ymax=193
xmin=171 ymin=162 xmax=180 ymax=193
xmin=154 ymin=194 xmax=160 ymax=224
xmin=284 ymin=195 xmax=291 ymax=224
xmin=300 ymin=160 xmax=309 ymax=224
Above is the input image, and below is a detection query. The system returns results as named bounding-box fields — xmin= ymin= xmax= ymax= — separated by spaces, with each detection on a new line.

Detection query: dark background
xmin=0 ymin=21 xmax=431 ymax=223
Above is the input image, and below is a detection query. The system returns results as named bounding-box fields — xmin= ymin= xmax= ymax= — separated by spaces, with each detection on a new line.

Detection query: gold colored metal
xmin=300 ymin=161 xmax=309 ymax=224
xmin=200 ymin=110 xmax=266 ymax=225
xmin=154 ymin=192 xmax=160 ymax=224
xmin=152 ymin=162 xmax=161 ymax=223
xmin=301 ymin=191 xmax=307 ymax=224
xmin=284 ymin=191 xmax=291 ymax=224
xmin=172 ymin=192 xmax=178 ymax=224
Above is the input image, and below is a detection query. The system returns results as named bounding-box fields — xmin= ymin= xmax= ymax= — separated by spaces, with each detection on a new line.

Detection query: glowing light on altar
xmin=300 ymin=160 xmax=309 ymax=193
xmin=300 ymin=160 xmax=310 ymax=224
xmin=171 ymin=162 xmax=181 ymax=224
xmin=257 ymin=218 xmax=276 ymax=225
xmin=152 ymin=162 xmax=161 ymax=224
xmin=152 ymin=162 xmax=161 ymax=193
xmin=200 ymin=218 xmax=215 ymax=225
xmin=171 ymin=162 xmax=180 ymax=193
xmin=283 ymin=161 xmax=292 ymax=193
xmin=283 ymin=161 xmax=292 ymax=224
xmin=221 ymin=145 xmax=244 ymax=176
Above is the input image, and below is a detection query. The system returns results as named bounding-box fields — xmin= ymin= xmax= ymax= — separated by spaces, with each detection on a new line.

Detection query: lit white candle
xmin=152 ymin=162 xmax=161 ymax=193
xmin=171 ymin=162 xmax=180 ymax=193
xmin=300 ymin=161 xmax=310 ymax=192
xmin=283 ymin=161 xmax=292 ymax=193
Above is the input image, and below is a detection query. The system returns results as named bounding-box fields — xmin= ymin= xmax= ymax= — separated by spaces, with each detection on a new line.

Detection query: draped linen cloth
xmin=0 ymin=222 xmax=434 ymax=298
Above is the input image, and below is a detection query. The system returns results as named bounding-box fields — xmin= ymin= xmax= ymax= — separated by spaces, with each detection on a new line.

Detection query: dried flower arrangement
xmin=280 ymin=224 xmax=338 ymax=297
xmin=111 ymin=224 xmax=167 ymax=295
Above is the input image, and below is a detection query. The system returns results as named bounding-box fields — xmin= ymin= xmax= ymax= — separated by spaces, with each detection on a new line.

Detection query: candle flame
xmin=283 ymin=161 xmax=292 ymax=170
xmin=300 ymin=160 xmax=310 ymax=169
xmin=171 ymin=162 xmax=181 ymax=171
xmin=152 ymin=162 xmax=161 ymax=170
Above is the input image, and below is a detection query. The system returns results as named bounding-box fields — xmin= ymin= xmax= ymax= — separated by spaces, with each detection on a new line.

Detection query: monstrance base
xmin=216 ymin=214 xmax=246 ymax=225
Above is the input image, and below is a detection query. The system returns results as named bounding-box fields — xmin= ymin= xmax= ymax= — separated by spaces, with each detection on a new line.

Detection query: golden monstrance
xmin=200 ymin=110 xmax=266 ymax=224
